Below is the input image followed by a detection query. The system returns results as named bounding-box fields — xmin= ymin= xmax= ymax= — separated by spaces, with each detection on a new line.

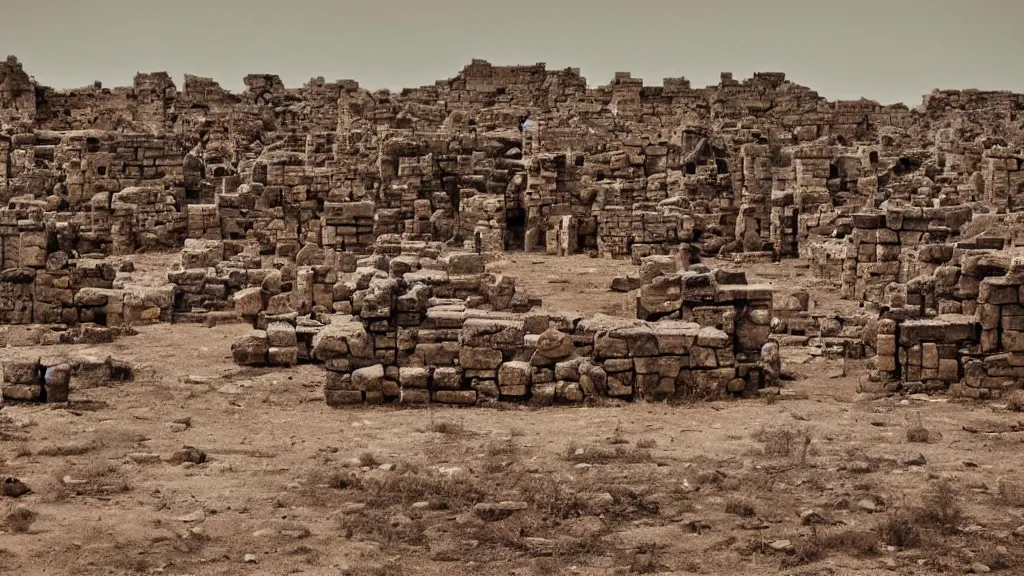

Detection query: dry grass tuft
xmin=877 ymin=509 xmax=923 ymax=548
xmin=753 ymin=426 xmax=813 ymax=462
xmin=428 ymin=420 xmax=466 ymax=435
xmin=905 ymin=419 xmax=931 ymax=443
xmin=998 ymin=479 xmax=1024 ymax=507
xmin=916 ymin=480 xmax=963 ymax=534
xmin=616 ymin=542 xmax=665 ymax=574
xmin=724 ymin=497 xmax=757 ymax=518
xmin=565 ymin=442 xmax=656 ymax=465
xmin=4 ymin=505 xmax=37 ymax=533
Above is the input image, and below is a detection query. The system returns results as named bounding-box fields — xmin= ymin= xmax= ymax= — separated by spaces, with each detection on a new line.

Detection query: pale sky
xmin=2 ymin=0 xmax=1022 ymax=106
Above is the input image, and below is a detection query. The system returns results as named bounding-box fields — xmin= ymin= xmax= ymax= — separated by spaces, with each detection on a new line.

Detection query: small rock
xmin=768 ymin=539 xmax=792 ymax=551
xmin=800 ymin=509 xmax=826 ymax=525
xmin=411 ymin=501 xmax=431 ymax=510
xmin=2 ymin=477 xmax=31 ymax=498
xmin=473 ymin=501 xmax=528 ymax=522
xmin=1014 ymin=525 xmax=1024 ymax=537
xmin=244 ymin=554 xmax=257 ymax=564
xmin=177 ymin=510 xmax=206 ymax=523
xmin=856 ymin=499 xmax=878 ymax=513
xmin=62 ymin=475 xmax=86 ymax=486
xmin=167 ymin=446 xmax=207 ymax=465
xmin=378 ymin=463 xmax=396 ymax=472
xmin=904 ymin=453 xmax=927 ymax=466
xmin=127 ymin=452 xmax=161 ymax=464
xmin=847 ymin=461 xmax=873 ymax=473
xmin=970 ymin=562 xmax=991 ymax=573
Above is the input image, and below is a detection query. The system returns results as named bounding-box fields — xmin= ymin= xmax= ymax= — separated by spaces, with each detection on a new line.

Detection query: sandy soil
xmin=1 ymin=257 xmax=1023 ymax=575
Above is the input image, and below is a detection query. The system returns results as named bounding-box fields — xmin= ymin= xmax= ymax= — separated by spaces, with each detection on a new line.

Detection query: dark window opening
xmin=85 ymin=137 xmax=101 ymax=153
xmin=505 ymin=208 xmax=526 ymax=251
xmin=869 ymin=151 xmax=879 ymax=165
xmin=96 ymin=166 xmax=107 ymax=177
xmin=829 ymin=163 xmax=840 ymax=179
xmin=715 ymin=158 xmax=729 ymax=173
xmin=574 ymin=155 xmax=585 ymax=167
xmin=892 ymin=157 xmax=921 ymax=177
xmin=253 ymin=162 xmax=268 ymax=185
xmin=212 ymin=166 xmax=227 ymax=178
xmin=836 ymin=135 xmax=848 ymax=146
xmin=685 ymin=163 xmax=697 ymax=175
xmin=185 ymin=188 xmax=202 ymax=203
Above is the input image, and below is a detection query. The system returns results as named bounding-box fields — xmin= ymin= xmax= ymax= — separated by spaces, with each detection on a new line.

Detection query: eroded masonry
xmin=3 ymin=55 xmax=1024 ymax=405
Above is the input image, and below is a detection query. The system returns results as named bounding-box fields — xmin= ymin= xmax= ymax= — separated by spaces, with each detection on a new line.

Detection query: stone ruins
xmin=3 ymin=54 xmax=1024 ymax=405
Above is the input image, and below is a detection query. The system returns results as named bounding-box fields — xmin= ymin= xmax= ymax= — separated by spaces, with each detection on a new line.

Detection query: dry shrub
xmin=635 ymin=438 xmax=657 ymax=449
xmin=724 ymin=497 xmax=756 ymax=518
xmin=878 ymin=509 xmax=923 ymax=548
xmin=803 ymin=528 xmax=880 ymax=560
xmin=565 ymin=442 xmax=655 ymax=465
xmin=428 ymin=420 xmax=465 ymax=435
xmin=916 ymin=480 xmax=963 ymax=534
xmin=753 ymin=426 xmax=813 ymax=462
xmin=998 ymin=479 xmax=1024 ymax=507
xmin=365 ymin=470 xmax=483 ymax=508
xmin=46 ymin=463 xmax=132 ymax=501
xmin=515 ymin=475 xmax=584 ymax=521
xmin=905 ymin=421 xmax=931 ymax=443
xmin=616 ymin=542 xmax=665 ymax=574
xmin=327 ymin=471 xmax=363 ymax=491
xmin=3 ymin=506 xmax=36 ymax=533
xmin=337 ymin=507 xmax=426 ymax=546
xmin=358 ymin=452 xmax=379 ymax=467
xmin=486 ymin=440 xmax=517 ymax=457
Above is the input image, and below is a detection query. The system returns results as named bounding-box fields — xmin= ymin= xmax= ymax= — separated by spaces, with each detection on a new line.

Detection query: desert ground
xmin=2 ymin=255 xmax=1024 ymax=576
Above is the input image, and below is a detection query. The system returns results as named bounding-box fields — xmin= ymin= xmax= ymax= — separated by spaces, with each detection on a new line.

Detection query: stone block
xmin=43 ymin=363 xmax=71 ymax=402
xmin=432 ymin=366 xmax=462 ymax=390
xmin=268 ymin=347 xmax=298 ymax=366
xmin=938 ymin=359 xmax=959 ymax=382
xmin=399 ymin=367 xmax=430 ymax=389
xmin=459 ymin=347 xmax=503 ymax=370
xmin=434 ymin=390 xmax=477 ymax=405
xmin=352 ymin=364 xmax=385 ymax=392
xmin=267 ymin=321 xmax=298 ymax=347
xmin=232 ymin=330 xmax=269 ymax=366
xmin=498 ymin=361 xmax=532 ymax=389
xmin=325 ymin=390 xmax=363 ymax=407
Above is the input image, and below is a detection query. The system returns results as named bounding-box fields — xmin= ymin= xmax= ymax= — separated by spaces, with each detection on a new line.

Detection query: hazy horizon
xmin=3 ymin=0 xmax=1023 ymax=107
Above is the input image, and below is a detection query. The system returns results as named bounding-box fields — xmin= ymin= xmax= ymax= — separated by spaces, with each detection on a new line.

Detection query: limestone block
xmin=267 ymin=321 xmax=298 ymax=347
xmin=232 ymin=331 xmax=269 ymax=366
xmin=399 ymin=367 xmax=430 ymax=389
xmin=460 ymin=347 xmax=503 ymax=370
xmin=498 ymin=361 xmax=532 ymax=389
xmin=350 ymin=364 xmax=384 ymax=392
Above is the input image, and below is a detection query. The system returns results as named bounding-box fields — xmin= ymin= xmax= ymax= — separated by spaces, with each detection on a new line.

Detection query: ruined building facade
xmin=4 ymin=55 xmax=1024 ymax=404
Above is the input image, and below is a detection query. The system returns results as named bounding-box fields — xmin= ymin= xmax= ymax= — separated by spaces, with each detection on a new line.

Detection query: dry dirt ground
xmin=1 ymin=256 xmax=1024 ymax=576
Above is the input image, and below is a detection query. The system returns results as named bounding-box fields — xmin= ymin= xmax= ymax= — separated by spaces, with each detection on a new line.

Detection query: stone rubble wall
xmin=226 ymin=241 xmax=779 ymax=406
